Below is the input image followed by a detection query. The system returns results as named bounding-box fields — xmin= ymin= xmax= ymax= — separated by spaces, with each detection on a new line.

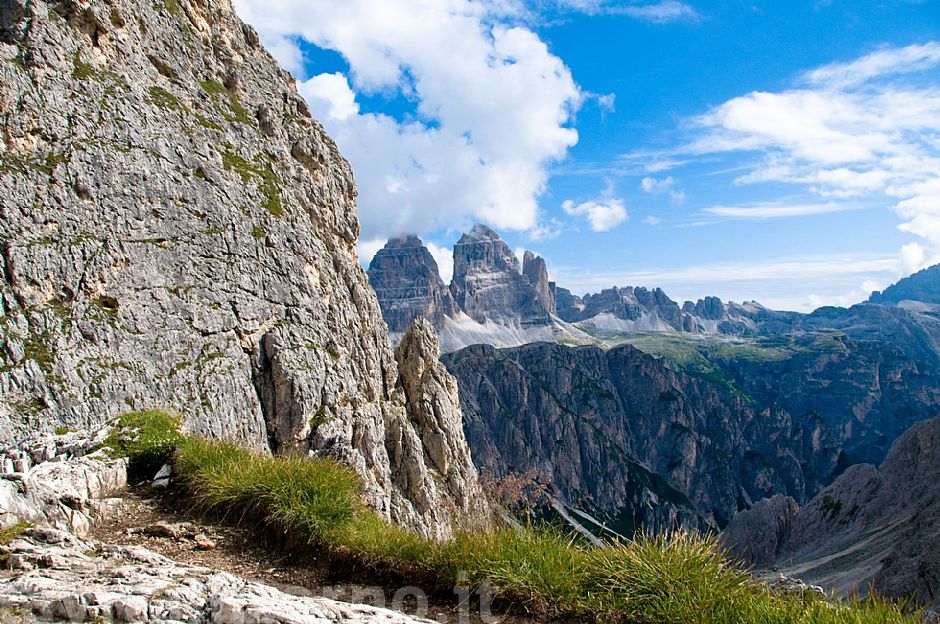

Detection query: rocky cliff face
xmin=444 ymin=323 xmax=940 ymax=535
xmin=522 ymin=251 xmax=555 ymax=315
xmin=444 ymin=342 xmax=760 ymax=533
xmin=724 ymin=416 xmax=940 ymax=608
xmin=366 ymin=236 xmax=457 ymax=333
xmin=869 ymin=263 xmax=940 ymax=306
xmin=0 ymin=0 xmax=483 ymax=538
xmin=449 ymin=225 xmax=553 ymax=327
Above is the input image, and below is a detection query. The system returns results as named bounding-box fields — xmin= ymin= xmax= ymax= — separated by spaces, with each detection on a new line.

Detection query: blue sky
xmin=233 ymin=0 xmax=940 ymax=311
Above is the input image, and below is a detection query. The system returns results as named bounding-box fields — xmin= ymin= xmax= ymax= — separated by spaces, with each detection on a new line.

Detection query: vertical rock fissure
xmin=250 ymin=333 xmax=278 ymax=455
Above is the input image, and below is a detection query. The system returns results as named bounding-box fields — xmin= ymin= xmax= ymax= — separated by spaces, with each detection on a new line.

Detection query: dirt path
xmin=92 ymin=487 xmax=546 ymax=624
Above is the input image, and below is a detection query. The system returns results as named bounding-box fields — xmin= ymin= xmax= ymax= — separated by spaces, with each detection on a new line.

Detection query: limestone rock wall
xmin=0 ymin=0 xmax=483 ymax=537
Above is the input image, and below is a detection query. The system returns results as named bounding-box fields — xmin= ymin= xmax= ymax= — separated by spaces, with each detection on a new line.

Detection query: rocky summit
xmin=366 ymin=235 xmax=456 ymax=334
xmin=0 ymin=0 xmax=485 ymax=538
xmin=366 ymin=227 xmax=577 ymax=351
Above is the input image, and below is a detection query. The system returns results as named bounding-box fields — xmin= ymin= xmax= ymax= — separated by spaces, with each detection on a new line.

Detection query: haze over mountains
xmin=368 ymin=226 xmax=940 ymax=605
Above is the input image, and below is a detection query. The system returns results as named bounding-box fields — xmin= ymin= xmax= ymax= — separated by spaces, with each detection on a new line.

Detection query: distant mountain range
xmin=367 ymin=227 xmax=940 ymax=606
xmin=367 ymin=225 xmax=847 ymax=352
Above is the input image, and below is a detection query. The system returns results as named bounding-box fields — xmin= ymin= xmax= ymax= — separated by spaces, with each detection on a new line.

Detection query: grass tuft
xmin=105 ymin=410 xmax=184 ymax=478
xmin=105 ymin=415 xmax=923 ymax=624
xmin=0 ymin=522 xmax=31 ymax=547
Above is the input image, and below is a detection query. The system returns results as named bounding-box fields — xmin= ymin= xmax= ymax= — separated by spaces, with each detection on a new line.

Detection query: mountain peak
xmin=869 ymin=263 xmax=940 ymax=306
xmin=367 ymin=236 xmax=456 ymax=332
xmin=463 ymin=223 xmax=501 ymax=242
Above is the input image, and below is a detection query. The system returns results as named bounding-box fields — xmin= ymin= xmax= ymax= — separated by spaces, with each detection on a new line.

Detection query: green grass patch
xmin=220 ymin=148 xmax=284 ymax=217
xmin=199 ymin=79 xmax=253 ymax=125
xmin=0 ymin=522 xmax=31 ymax=547
xmin=106 ymin=413 xmax=921 ymax=624
xmin=147 ymin=86 xmax=185 ymax=112
xmin=251 ymin=225 xmax=267 ymax=239
xmin=105 ymin=410 xmax=184 ymax=479
xmin=72 ymin=53 xmax=96 ymax=81
xmin=54 ymin=426 xmax=72 ymax=436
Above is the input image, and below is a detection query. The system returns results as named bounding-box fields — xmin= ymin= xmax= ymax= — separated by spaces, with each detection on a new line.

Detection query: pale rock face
xmin=0 ymin=0 xmax=483 ymax=537
xmin=0 ymin=531 xmax=437 ymax=624
xmin=449 ymin=225 xmax=553 ymax=327
xmin=393 ymin=318 xmax=490 ymax=532
xmin=522 ymin=251 xmax=555 ymax=316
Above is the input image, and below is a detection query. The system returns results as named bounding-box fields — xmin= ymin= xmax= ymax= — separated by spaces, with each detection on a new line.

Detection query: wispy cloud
xmin=540 ymin=0 xmax=699 ymax=23
xmin=679 ymin=42 xmax=940 ymax=274
xmin=805 ymin=42 xmax=940 ymax=88
xmin=611 ymin=1 xmax=699 ymax=23
xmin=703 ymin=201 xmax=860 ymax=219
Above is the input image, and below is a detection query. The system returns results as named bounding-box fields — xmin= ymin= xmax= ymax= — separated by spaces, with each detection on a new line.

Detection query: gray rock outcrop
xmin=0 ymin=0 xmax=482 ymax=538
xmin=0 ymin=529 xmax=436 ymax=623
xmin=522 ymin=251 xmax=555 ymax=315
xmin=367 ymin=236 xmax=457 ymax=333
xmin=869 ymin=262 xmax=940 ymax=306
xmin=0 ymin=437 xmax=435 ymax=624
xmin=389 ymin=319 xmax=490 ymax=532
xmin=449 ymin=225 xmax=553 ymax=327
xmin=0 ymin=433 xmax=127 ymax=538
xmin=724 ymin=416 xmax=940 ymax=607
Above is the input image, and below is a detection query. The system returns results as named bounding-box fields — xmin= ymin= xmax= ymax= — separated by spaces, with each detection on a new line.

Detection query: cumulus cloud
xmin=298 ymin=72 xmax=359 ymax=120
xmin=685 ymin=42 xmax=940 ymax=273
xmin=563 ymin=196 xmax=628 ymax=231
xmin=356 ymin=238 xmax=386 ymax=266
xmin=640 ymin=175 xmax=686 ymax=203
xmin=233 ymin=0 xmax=582 ymax=241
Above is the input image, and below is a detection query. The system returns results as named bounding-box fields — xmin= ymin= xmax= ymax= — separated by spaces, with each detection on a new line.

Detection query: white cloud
xmin=356 ymin=238 xmax=386 ymax=266
xmin=703 ymin=201 xmax=860 ymax=219
xmin=685 ymin=42 xmax=940 ymax=273
xmin=593 ymin=92 xmax=616 ymax=112
xmin=549 ymin=0 xmax=699 ymax=22
xmin=529 ymin=217 xmax=564 ymax=241
xmin=233 ymin=0 xmax=581 ymax=242
xmin=805 ymin=42 xmax=940 ymax=89
xmin=642 ymin=215 xmax=662 ymax=225
xmin=298 ymin=72 xmax=359 ymax=120
xmin=426 ymin=242 xmax=455 ymax=284
xmin=563 ymin=196 xmax=628 ymax=231
xmin=640 ymin=175 xmax=686 ymax=203
xmin=613 ymin=1 xmax=699 ymax=23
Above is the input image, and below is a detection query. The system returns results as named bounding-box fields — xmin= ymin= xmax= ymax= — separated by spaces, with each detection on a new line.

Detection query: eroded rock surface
xmin=0 ymin=0 xmax=484 ymax=537
xmin=367 ymin=236 xmax=457 ymax=333
xmin=724 ymin=416 xmax=940 ymax=608
xmin=0 ymin=529 xmax=435 ymax=624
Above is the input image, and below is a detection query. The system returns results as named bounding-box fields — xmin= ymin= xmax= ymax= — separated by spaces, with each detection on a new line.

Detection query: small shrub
xmin=0 ymin=521 xmax=31 ymax=547
xmin=105 ymin=410 xmax=184 ymax=478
